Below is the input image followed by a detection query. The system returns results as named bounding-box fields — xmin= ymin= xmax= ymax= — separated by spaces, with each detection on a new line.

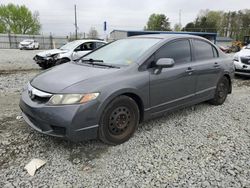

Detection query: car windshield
xmin=23 ymin=39 xmax=34 ymax=42
xmin=82 ymin=38 xmax=161 ymax=66
xmin=60 ymin=40 xmax=81 ymax=50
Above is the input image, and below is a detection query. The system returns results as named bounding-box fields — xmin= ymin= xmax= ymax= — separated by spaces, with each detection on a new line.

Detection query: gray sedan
xmin=20 ymin=34 xmax=234 ymax=145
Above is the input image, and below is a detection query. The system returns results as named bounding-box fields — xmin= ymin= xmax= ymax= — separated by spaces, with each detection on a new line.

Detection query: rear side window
xmin=96 ymin=42 xmax=105 ymax=48
xmin=155 ymin=40 xmax=191 ymax=64
xmin=193 ymin=40 xmax=214 ymax=60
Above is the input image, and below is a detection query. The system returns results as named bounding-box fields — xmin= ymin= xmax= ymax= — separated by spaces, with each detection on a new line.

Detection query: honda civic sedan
xmin=20 ymin=34 xmax=234 ymax=145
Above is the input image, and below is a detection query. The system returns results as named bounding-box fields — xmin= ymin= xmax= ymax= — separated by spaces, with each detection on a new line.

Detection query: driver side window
xmin=75 ymin=42 xmax=95 ymax=51
xmin=154 ymin=39 xmax=192 ymax=65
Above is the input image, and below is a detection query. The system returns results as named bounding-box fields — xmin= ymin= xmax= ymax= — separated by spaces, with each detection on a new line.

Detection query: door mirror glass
xmin=72 ymin=51 xmax=78 ymax=60
xmin=156 ymin=58 xmax=175 ymax=68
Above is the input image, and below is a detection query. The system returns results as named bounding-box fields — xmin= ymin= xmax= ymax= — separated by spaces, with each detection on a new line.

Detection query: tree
xmin=0 ymin=20 xmax=4 ymax=33
xmin=145 ymin=13 xmax=171 ymax=31
xmin=182 ymin=22 xmax=195 ymax=31
xmin=0 ymin=3 xmax=41 ymax=34
xmin=87 ymin=27 xmax=99 ymax=38
xmin=173 ymin=23 xmax=182 ymax=31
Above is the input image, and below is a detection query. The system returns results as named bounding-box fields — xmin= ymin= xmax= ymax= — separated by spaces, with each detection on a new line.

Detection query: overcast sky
xmin=1 ymin=0 xmax=249 ymax=37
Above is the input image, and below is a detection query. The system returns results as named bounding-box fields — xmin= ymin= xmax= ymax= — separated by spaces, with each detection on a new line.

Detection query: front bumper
xmin=19 ymin=45 xmax=34 ymax=49
xmin=33 ymin=55 xmax=57 ymax=66
xmin=234 ymin=60 xmax=250 ymax=76
xmin=19 ymin=90 xmax=100 ymax=142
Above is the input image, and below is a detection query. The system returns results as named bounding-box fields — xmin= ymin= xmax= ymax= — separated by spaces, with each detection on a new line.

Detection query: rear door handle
xmin=214 ymin=62 xmax=220 ymax=68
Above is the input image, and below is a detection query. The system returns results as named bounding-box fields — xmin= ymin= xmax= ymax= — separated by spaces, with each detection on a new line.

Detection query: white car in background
xmin=33 ymin=39 xmax=106 ymax=69
xmin=19 ymin=39 xmax=39 ymax=50
xmin=233 ymin=44 xmax=250 ymax=76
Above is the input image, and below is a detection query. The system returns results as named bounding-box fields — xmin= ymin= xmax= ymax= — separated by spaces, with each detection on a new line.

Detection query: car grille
xmin=241 ymin=57 xmax=250 ymax=65
xmin=28 ymin=83 xmax=52 ymax=104
xmin=235 ymin=69 xmax=250 ymax=73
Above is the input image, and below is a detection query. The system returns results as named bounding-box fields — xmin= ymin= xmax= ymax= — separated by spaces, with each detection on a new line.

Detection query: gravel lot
xmin=0 ymin=50 xmax=250 ymax=187
xmin=0 ymin=49 xmax=42 ymax=71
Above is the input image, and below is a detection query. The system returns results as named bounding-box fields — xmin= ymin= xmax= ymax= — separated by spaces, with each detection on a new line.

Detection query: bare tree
xmin=87 ymin=27 xmax=99 ymax=39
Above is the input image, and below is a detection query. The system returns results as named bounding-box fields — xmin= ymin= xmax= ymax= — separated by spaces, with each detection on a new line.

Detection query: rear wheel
xmin=209 ymin=76 xmax=229 ymax=105
xmin=99 ymin=96 xmax=139 ymax=145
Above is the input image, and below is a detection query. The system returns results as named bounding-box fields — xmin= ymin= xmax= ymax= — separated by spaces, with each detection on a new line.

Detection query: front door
xmin=149 ymin=39 xmax=197 ymax=114
xmin=73 ymin=42 xmax=95 ymax=59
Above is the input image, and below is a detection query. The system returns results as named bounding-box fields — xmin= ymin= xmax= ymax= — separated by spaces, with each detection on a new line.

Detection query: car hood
xmin=31 ymin=62 xmax=121 ymax=93
xmin=238 ymin=49 xmax=250 ymax=57
xmin=36 ymin=49 xmax=68 ymax=57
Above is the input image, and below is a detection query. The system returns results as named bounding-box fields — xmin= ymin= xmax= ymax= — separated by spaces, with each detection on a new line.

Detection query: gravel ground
xmin=0 ymin=50 xmax=250 ymax=187
xmin=0 ymin=49 xmax=43 ymax=71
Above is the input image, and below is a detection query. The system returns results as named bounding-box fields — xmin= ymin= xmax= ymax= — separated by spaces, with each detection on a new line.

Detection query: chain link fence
xmin=0 ymin=33 xmax=68 ymax=49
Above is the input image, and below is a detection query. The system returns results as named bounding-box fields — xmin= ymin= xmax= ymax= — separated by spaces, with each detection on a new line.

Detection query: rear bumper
xmin=235 ymin=70 xmax=250 ymax=76
xmin=234 ymin=60 xmax=250 ymax=76
xmin=19 ymin=90 xmax=100 ymax=142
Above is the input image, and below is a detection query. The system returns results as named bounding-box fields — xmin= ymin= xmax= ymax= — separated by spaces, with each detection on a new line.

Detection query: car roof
xmin=130 ymin=34 xmax=206 ymax=40
xmin=74 ymin=39 xmax=107 ymax=43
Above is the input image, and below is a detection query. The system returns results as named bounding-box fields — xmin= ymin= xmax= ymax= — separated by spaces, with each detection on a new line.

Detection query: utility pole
xmin=74 ymin=4 xmax=78 ymax=40
xmin=179 ymin=9 xmax=182 ymax=27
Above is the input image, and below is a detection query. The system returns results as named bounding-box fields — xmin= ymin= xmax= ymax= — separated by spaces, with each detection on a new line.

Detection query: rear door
xmin=192 ymin=39 xmax=222 ymax=99
xmin=149 ymin=39 xmax=197 ymax=114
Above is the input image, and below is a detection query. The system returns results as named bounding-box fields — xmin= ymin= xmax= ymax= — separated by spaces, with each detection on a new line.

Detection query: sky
xmin=1 ymin=0 xmax=249 ymax=38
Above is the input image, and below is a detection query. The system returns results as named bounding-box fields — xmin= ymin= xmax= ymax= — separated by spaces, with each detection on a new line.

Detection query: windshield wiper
xmin=82 ymin=58 xmax=104 ymax=63
xmin=80 ymin=58 xmax=120 ymax=69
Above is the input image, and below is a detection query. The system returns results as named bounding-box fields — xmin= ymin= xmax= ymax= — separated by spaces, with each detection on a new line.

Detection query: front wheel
xmin=209 ymin=76 xmax=229 ymax=105
xmin=55 ymin=58 xmax=70 ymax=65
xmin=98 ymin=96 xmax=139 ymax=145
xmin=38 ymin=63 xmax=53 ymax=69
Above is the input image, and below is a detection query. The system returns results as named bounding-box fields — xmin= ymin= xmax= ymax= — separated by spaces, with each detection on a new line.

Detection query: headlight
xmin=233 ymin=55 xmax=239 ymax=61
xmin=54 ymin=54 xmax=60 ymax=59
xmin=48 ymin=93 xmax=99 ymax=105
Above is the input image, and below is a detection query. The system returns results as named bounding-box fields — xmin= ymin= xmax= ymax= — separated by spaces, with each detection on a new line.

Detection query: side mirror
xmin=72 ymin=51 xmax=78 ymax=60
xmin=156 ymin=58 xmax=175 ymax=68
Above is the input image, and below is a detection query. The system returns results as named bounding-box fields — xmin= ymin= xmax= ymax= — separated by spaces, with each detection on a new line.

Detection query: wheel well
xmin=61 ymin=57 xmax=71 ymax=61
xmin=122 ymin=93 xmax=144 ymax=123
xmin=223 ymin=74 xmax=232 ymax=93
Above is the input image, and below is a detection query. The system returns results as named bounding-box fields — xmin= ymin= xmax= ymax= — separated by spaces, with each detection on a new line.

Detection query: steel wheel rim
xmin=218 ymin=82 xmax=227 ymax=99
xmin=108 ymin=106 xmax=131 ymax=135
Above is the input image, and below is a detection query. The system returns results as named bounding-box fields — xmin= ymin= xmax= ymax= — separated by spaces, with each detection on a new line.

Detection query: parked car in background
xmin=233 ymin=44 xmax=250 ymax=76
xmin=33 ymin=39 xmax=107 ymax=69
xmin=19 ymin=39 xmax=39 ymax=50
xmin=20 ymin=34 xmax=234 ymax=145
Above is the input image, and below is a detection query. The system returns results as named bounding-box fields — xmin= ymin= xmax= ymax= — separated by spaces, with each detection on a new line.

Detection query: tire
xmin=209 ymin=76 xmax=229 ymax=105
xmin=55 ymin=58 xmax=70 ymax=65
xmin=38 ymin=63 xmax=53 ymax=69
xmin=98 ymin=96 xmax=139 ymax=145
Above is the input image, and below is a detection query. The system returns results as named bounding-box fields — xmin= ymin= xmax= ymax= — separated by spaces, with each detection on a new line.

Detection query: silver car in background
xmin=19 ymin=39 xmax=39 ymax=50
xmin=33 ymin=39 xmax=106 ymax=69
xmin=233 ymin=44 xmax=250 ymax=76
